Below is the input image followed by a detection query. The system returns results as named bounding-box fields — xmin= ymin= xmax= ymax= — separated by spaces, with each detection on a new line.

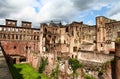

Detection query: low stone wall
xmin=78 ymin=51 xmax=114 ymax=63
xmin=77 ymin=51 xmax=114 ymax=79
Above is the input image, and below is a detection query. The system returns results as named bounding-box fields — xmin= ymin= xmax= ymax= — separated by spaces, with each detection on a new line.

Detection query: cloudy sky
xmin=0 ymin=0 xmax=120 ymax=27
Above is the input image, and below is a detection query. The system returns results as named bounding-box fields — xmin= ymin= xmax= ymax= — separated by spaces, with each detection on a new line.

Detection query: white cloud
xmin=36 ymin=0 xmax=112 ymax=23
xmin=108 ymin=1 xmax=120 ymax=16
xmin=0 ymin=0 xmax=113 ymax=27
xmin=11 ymin=7 xmax=37 ymax=21
xmin=0 ymin=19 xmax=5 ymax=25
xmin=37 ymin=0 xmax=76 ymax=22
xmin=109 ymin=13 xmax=120 ymax=21
xmin=86 ymin=20 xmax=94 ymax=25
xmin=108 ymin=1 xmax=120 ymax=21
xmin=0 ymin=0 xmax=38 ymax=26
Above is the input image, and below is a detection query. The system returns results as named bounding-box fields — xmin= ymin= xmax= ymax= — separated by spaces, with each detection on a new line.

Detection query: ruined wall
xmin=40 ymin=21 xmax=96 ymax=55
xmin=77 ymin=51 xmax=114 ymax=79
xmin=0 ymin=19 xmax=40 ymax=66
xmin=1 ymin=17 xmax=120 ymax=78
xmin=67 ymin=22 xmax=82 ymax=53
xmin=27 ymin=51 xmax=40 ymax=70
xmin=82 ymin=24 xmax=96 ymax=43
xmin=96 ymin=16 xmax=115 ymax=53
xmin=78 ymin=51 xmax=114 ymax=63
xmin=1 ymin=41 xmax=39 ymax=56
xmin=105 ymin=22 xmax=120 ymax=54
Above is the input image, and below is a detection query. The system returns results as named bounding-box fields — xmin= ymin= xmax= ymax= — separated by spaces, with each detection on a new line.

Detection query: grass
xmin=9 ymin=63 xmax=49 ymax=79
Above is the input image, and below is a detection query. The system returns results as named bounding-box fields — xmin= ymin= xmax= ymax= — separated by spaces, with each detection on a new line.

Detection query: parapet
xmin=22 ymin=21 xmax=32 ymax=28
xmin=6 ymin=19 xmax=17 ymax=27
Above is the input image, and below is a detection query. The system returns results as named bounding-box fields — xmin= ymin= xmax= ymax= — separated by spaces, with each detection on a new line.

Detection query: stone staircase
xmin=0 ymin=46 xmax=13 ymax=79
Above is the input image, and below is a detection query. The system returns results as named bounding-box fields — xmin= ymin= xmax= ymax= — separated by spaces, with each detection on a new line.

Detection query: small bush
xmin=84 ymin=74 xmax=95 ymax=79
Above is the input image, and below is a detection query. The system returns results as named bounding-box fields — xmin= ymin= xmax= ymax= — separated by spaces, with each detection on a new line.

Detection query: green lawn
xmin=9 ymin=63 xmax=49 ymax=79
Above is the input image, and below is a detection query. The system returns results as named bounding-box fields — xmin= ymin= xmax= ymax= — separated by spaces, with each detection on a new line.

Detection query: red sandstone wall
xmin=1 ymin=41 xmax=39 ymax=57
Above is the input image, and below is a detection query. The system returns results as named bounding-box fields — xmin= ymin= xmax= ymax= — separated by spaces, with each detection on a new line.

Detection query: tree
xmin=68 ymin=58 xmax=82 ymax=79
xmin=39 ymin=57 xmax=48 ymax=73
xmin=50 ymin=63 xmax=59 ymax=79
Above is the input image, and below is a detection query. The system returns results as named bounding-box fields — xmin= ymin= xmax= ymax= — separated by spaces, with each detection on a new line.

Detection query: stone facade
xmin=40 ymin=21 xmax=96 ymax=59
xmin=0 ymin=19 xmax=40 ymax=66
xmin=96 ymin=16 xmax=116 ymax=53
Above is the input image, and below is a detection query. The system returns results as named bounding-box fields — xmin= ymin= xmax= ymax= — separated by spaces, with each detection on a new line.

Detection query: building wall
xmin=1 ymin=41 xmax=39 ymax=56
xmin=105 ymin=22 xmax=120 ymax=53
xmin=78 ymin=51 xmax=114 ymax=63
xmin=40 ymin=21 xmax=97 ymax=61
xmin=96 ymin=16 xmax=115 ymax=53
xmin=0 ymin=19 xmax=40 ymax=65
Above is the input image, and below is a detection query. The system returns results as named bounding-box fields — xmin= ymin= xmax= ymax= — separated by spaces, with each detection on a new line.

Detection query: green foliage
xmin=115 ymin=37 xmax=120 ymax=43
xmin=84 ymin=74 xmax=95 ymax=79
xmin=103 ymin=61 xmax=110 ymax=69
xmin=50 ymin=63 xmax=59 ymax=79
xmin=57 ymin=56 xmax=61 ymax=61
xmin=98 ymin=67 xmax=104 ymax=75
xmin=39 ymin=57 xmax=48 ymax=73
xmin=98 ymin=60 xmax=111 ymax=77
xmin=68 ymin=58 xmax=82 ymax=73
xmin=68 ymin=58 xmax=82 ymax=79
xmin=8 ymin=63 xmax=49 ymax=79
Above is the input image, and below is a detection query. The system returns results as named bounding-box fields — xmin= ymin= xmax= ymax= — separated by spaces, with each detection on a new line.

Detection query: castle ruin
xmin=0 ymin=16 xmax=120 ymax=79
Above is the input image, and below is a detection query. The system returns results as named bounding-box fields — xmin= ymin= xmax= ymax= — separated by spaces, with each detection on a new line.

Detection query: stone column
xmin=115 ymin=43 xmax=120 ymax=79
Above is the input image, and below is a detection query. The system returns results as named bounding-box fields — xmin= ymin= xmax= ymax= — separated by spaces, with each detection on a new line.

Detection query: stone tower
xmin=115 ymin=32 xmax=120 ymax=79
xmin=96 ymin=16 xmax=114 ymax=53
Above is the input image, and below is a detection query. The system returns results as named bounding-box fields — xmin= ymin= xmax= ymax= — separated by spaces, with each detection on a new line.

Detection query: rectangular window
xmin=101 ymin=44 xmax=103 ymax=47
xmin=73 ymin=47 xmax=77 ymax=52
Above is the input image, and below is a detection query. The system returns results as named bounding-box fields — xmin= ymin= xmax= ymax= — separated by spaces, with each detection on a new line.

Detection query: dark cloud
xmin=0 ymin=0 xmax=16 ymax=18
xmin=72 ymin=0 xmax=93 ymax=10
xmin=72 ymin=0 xmax=111 ymax=11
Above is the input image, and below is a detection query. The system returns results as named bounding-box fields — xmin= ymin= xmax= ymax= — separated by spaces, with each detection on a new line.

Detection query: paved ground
xmin=0 ymin=47 xmax=13 ymax=79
